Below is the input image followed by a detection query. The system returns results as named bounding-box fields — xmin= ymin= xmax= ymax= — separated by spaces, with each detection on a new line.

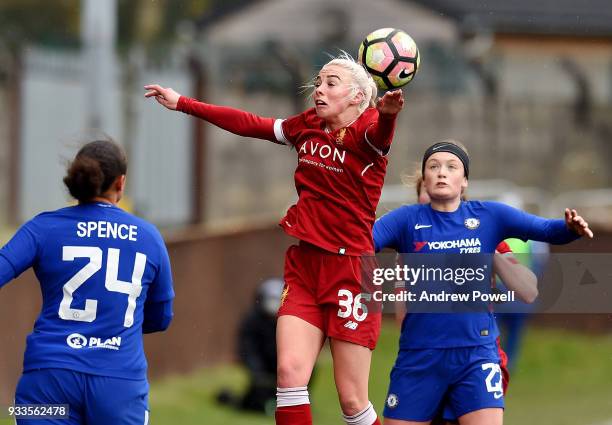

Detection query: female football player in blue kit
xmin=373 ymin=140 xmax=592 ymax=425
xmin=0 ymin=140 xmax=174 ymax=425
xmin=401 ymin=167 xmax=535 ymax=425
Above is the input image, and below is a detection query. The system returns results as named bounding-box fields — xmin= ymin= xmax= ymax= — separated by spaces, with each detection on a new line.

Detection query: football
xmin=358 ymin=28 xmax=420 ymax=90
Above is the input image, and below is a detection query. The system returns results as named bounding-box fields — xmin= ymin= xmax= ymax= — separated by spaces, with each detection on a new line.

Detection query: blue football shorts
xmin=383 ymin=342 xmax=504 ymax=422
xmin=14 ymin=368 xmax=149 ymax=425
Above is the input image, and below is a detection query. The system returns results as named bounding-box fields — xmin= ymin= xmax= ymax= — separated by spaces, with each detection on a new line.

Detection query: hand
xmin=376 ymin=89 xmax=404 ymax=116
xmin=144 ymin=84 xmax=181 ymax=110
xmin=564 ymin=208 xmax=594 ymax=238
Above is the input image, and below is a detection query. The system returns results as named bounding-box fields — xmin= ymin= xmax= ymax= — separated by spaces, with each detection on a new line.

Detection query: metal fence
xmin=15 ymin=46 xmax=192 ymax=227
xmin=1 ymin=41 xmax=611 ymax=231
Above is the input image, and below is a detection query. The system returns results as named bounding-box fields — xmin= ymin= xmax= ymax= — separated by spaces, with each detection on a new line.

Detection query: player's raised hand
xmin=376 ymin=89 xmax=404 ymax=116
xmin=565 ymin=208 xmax=594 ymax=238
xmin=144 ymin=84 xmax=181 ymax=110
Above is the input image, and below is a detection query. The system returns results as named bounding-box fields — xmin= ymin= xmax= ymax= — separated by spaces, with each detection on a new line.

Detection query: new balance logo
xmin=344 ymin=321 xmax=359 ymax=330
xmin=414 ymin=224 xmax=432 ymax=230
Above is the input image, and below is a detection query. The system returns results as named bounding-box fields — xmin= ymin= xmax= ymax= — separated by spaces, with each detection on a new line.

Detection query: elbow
xmin=159 ymin=313 xmax=174 ymax=332
xmin=157 ymin=315 xmax=173 ymax=332
xmin=142 ymin=313 xmax=173 ymax=334
xmin=521 ymin=280 xmax=539 ymax=304
xmin=529 ymin=286 xmax=539 ymax=303
xmin=523 ymin=288 xmax=538 ymax=304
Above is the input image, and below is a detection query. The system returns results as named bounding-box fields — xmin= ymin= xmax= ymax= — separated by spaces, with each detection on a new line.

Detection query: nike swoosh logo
xmin=432 ymin=144 xmax=449 ymax=151
xmin=398 ymin=69 xmax=412 ymax=79
xmin=414 ymin=224 xmax=432 ymax=229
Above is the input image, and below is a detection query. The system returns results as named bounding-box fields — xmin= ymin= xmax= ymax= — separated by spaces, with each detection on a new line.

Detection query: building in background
xmin=0 ymin=0 xmax=611 ymax=232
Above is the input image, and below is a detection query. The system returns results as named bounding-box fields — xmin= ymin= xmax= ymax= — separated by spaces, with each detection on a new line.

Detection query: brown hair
xmin=63 ymin=140 xmax=127 ymax=203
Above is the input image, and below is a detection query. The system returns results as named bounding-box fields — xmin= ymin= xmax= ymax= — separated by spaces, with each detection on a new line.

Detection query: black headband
xmin=421 ymin=142 xmax=470 ymax=179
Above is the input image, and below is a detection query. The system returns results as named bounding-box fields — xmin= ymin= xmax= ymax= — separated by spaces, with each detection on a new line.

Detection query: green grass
xmin=147 ymin=323 xmax=612 ymax=425
xmin=503 ymin=329 xmax=612 ymax=425
xmin=2 ymin=324 xmax=611 ymax=424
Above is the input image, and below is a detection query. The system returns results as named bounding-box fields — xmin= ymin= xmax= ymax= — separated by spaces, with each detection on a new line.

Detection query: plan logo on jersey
xmin=66 ymin=333 xmax=88 ymax=349
xmin=465 ymin=218 xmax=480 ymax=230
xmin=386 ymin=393 xmax=399 ymax=409
xmin=66 ymin=333 xmax=122 ymax=351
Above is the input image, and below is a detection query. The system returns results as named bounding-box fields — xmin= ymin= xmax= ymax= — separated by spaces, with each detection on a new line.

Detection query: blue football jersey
xmin=0 ymin=202 xmax=174 ymax=379
xmin=373 ymin=201 xmax=578 ymax=349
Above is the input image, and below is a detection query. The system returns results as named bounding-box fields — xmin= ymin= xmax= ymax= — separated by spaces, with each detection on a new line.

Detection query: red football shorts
xmin=278 ymin=241 xmax=382 ymax=350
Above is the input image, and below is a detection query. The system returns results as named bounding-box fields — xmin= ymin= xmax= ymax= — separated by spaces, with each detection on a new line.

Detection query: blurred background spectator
xmin=216 ymin=278 xmax=283 ymax=415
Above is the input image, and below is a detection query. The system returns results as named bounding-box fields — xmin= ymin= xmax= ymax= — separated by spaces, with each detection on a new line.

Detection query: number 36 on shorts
xmin=337 ymin=289 xmax=371 ymax=322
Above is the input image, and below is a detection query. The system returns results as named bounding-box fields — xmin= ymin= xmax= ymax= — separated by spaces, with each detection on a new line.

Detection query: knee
xmin=338 ymin=394 xmax=368 ymax=417
xmin=277 ymin=357 xmax=311 ymax=388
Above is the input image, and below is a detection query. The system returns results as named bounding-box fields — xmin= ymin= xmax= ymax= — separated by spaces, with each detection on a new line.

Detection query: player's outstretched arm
xmin=564 ymin=208 xmax=594 ymax=238
xmin=144 ymin=84 xmax=278 ymax=142
xmin=492 ymin=202 xmax=591 ymax=245
xmin=144 ymin=84 xmax=180 ymax=110
xmin=493 ymin=253 xmax=538 ymax=303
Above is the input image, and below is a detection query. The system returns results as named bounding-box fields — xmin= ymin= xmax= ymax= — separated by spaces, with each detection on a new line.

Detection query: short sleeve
xmin=373 ymin=207 xmax=407 ymax=252
xmin=147 ymin=229 xmax=175 ymax=302
xmin=0 ymin=217 xmax=45 ymax=285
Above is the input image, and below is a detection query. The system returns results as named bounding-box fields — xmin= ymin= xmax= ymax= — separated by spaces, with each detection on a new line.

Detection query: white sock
xmin=342 ymin=401 xmax=377 ymax=425
xmin=276 ymin=386 xmax=310 ymax=407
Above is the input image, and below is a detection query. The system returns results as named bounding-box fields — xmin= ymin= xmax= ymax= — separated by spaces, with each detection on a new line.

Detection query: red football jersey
xmin=275 ymin=107 xmax=392 ymax=256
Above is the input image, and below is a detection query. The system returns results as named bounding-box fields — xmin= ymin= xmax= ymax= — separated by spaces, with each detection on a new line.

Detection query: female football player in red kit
xmin=145 ymin=54 xmax=404 ymax=425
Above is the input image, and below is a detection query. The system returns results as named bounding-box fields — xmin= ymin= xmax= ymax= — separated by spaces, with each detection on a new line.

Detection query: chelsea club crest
xmin=464 ymin=218 xmax=480 ymax=230
xmin=386 ymin=393 xmax=399 ymax=409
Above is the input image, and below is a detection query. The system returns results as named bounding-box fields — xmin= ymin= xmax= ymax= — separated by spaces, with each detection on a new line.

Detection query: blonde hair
xmin=400 ymin=163 xmax=423 ymax=198
xmin=305 ymin=52 xmax=378 ymax=114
